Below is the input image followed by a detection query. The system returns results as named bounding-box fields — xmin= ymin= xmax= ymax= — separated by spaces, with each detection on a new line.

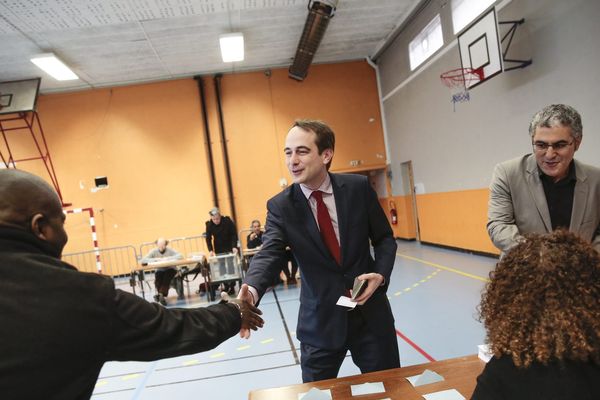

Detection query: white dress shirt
xmin=299 ymin=173 xmax=340 ymax=244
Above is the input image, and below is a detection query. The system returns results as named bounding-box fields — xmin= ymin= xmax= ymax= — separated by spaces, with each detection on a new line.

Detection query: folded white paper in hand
xmin=336 ymin=295 xmax=357 ymax=309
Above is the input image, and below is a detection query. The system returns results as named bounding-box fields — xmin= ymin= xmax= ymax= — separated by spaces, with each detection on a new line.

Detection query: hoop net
xmin=440 ymin=68 xmax=483 ymax=109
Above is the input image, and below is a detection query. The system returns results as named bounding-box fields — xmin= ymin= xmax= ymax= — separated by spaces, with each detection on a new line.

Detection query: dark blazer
xmin=0 ymin=227 xmax=241 ymax=400
xmin=244 ymin=173 xmax=397 ymax=349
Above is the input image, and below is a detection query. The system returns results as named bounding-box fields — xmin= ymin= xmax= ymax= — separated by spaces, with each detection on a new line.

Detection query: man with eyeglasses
xmin=487 ymin=104 xmax=600 ymax=253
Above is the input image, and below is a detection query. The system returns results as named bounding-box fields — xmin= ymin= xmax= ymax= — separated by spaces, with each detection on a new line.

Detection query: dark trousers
xmin=300 ymin=307 xmax=400 ymax=382
xmin=281 ymin=249 xmax=299 ymax=281
xmin=155 ymin=268 xmax=177 ymax=296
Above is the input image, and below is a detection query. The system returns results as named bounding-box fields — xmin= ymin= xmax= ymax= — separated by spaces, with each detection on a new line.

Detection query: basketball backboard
xmin=0 ymin=78 xmax=41 ymax=115
xmin=457 ymin=7 xmax=503 ymax=89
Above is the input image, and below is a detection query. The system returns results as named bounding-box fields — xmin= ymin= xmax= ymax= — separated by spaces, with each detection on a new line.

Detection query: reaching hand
xmin=237 ymin=284 xmax=255 ymax=338
xmin=228 ymin=298 xmax=264 ymax=332
xmin=232 ymin=247 xmax=239 ymax=255
xmin=352 ymin=273 xmax=384 ymax=305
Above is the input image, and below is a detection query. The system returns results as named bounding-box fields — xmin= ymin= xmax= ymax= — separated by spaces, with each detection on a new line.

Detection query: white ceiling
xmin=0 ymin=0 xmax=420 ymax=93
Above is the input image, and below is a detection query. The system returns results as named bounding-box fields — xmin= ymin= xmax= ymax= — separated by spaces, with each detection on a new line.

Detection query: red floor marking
xmin=396 ymin=329 xmax=436 ymax=362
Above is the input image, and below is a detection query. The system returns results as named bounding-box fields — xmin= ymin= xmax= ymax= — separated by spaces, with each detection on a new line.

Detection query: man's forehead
xmin=285 ymin=128 xmax=317 ymax=149
xmin=534 ymin=124 xmax=572 ymax=137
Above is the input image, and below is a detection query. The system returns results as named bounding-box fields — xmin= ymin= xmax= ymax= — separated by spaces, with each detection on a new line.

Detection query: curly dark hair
xmin=479 ymin=230 xmax=600 ymax=367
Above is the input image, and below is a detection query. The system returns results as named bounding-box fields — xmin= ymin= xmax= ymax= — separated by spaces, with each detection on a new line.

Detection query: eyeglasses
xmin=532 ymin=140 xmax=574 ymax=152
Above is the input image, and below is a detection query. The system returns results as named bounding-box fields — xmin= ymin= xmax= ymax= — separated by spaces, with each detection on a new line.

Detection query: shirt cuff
xmin=248 ymin=286 xmax=258 ymax=305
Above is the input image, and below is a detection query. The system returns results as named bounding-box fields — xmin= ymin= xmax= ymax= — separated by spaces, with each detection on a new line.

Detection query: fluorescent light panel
xmin=30 ymin=53 xmax=78 ymax=81
xmin=219 ymin=33 xmax=244 ymax=62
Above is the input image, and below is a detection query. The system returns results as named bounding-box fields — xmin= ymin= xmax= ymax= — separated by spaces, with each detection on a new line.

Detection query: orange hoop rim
xmin=440 ymin=67 xmax=483 ymax=88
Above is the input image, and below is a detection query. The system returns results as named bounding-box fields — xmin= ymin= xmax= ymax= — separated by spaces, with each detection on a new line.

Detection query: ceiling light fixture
xmin=219 ymin=33 xmax=244 ymax=62
xmin=30 ymin=53 xmax=79 ymax=81
xmin=289 ymin=0 xmax=338 ymax=81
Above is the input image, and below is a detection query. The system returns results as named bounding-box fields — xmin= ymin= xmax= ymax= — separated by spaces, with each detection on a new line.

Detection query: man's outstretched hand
xmin=228 ymin=297 xmax=263 ymax=332
xmin=237 ymin=284 xmax=256 ymax=338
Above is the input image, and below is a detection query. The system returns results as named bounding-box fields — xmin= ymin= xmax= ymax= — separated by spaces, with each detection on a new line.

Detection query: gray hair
xmin=528 ymin=104 xmax=583 ymax=140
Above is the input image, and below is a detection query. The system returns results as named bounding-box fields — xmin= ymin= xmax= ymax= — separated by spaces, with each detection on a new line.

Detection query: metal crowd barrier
xmin=169 ymin=234 xmax=208 ymax=258
xmin=138 ymin=234 xmax=207 ymax=260
xmin=62 ymin=245 xmax=139 ymax=276
xmin=138 ymin=241 xmax=155 ymax=260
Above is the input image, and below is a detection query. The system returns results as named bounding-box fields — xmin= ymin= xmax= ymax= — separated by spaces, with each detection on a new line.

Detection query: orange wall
xmin=19 ymin=60 xmax=386 ymax=255
xmin=35 ymin=80 xmax=215 ymax=254
xmin=415 ymin=188 xmax=499 ymax=255
xmin=379 ymin=195 xmax=416 ymax=240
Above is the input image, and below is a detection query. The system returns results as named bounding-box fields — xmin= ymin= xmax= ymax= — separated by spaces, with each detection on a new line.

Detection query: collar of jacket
xmin=0 ymin=226 xmax=70 ymax=265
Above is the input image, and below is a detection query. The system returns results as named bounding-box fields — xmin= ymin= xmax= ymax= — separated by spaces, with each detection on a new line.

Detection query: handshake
xmin=221 ymin=290 xmax=264 ymax=333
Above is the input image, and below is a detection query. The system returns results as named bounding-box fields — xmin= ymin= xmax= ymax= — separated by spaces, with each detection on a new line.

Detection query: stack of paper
xmin=298 ymin=388 xmax=332 ymax=400
xmin=350 ymin=382 xmax=386 ymax=396
xmin=406 ymin=369 xmax=445 ymax=387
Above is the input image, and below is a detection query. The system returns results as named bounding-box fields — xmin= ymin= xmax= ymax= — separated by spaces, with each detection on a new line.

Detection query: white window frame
xmin=408 ymin=14 xmax=444 ymax=71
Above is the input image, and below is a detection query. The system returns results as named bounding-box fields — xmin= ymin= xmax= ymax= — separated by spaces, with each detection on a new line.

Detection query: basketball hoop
xmin=440 ymin=68 xmax=483 ymax=111
xmin=440 ymin=67 xmax=484 ymax=88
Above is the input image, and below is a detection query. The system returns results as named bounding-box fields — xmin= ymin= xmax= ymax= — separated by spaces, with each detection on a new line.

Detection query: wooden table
xmin=132 ymin=256 xmax=206 ymax=300
xmin=248 ymin=355 xmax=484 ymax=400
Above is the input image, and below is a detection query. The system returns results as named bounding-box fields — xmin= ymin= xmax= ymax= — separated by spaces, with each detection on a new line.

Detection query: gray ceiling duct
xmin=289 ymin=0 xmax=338 ymax=81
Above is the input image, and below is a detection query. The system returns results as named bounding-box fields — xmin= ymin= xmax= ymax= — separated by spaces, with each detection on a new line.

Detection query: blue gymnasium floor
xmin=91 ymin=240 xmax=497 ymax=400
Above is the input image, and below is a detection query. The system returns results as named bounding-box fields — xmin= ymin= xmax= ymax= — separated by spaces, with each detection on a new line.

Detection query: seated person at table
xmin=141 ymin=238 xmax=182 ymax=306
xmin=246 ymin=219 xmax=299 ymax=285
xmin=247 ymin=219 xmax=263 ymax=250
xmin=472 ymin=230 xmax=600 ymax=400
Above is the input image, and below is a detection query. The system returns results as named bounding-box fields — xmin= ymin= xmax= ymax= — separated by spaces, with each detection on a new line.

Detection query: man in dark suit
xmin=0 ymin=169 xmax=263 ymax=399
xmin=238 ymin=120 xmax=400 ymax=382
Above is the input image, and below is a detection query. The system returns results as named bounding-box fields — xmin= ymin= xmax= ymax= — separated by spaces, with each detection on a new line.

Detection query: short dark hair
xmin=529 ymin=104 xmax=583 ymax=140
xmin=250 ymin=219 xmax=261 ymax=227
xmin=292 ymin=119 xmax=335 ymax=170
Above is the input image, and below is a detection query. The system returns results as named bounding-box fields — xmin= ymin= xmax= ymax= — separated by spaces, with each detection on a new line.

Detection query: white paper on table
xmin=350 ymin=381 xmax=386 ymax=396
xmin=422 ymin=388 xmax=466 ymax=400
xmin=478 ymin=344 xmax=492 ymax=363
xmin=406 ymin=369 xmax=445 ymax=387
xmin=298 ymin=388 xmax=332 ymax=400
xmin=336 ymin=295 xmax=357 ymax=309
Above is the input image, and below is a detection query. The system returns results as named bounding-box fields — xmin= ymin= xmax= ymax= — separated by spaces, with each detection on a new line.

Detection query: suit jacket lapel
xmin=291 ymin=184 xmax=332 ymax=262
xmin=571 ymin=160 xmax=589 ymax=231
xmin=525 ymin=155 xmax=552 ymax=232
xmin=330 ymin=174 xmax=348 ymax=267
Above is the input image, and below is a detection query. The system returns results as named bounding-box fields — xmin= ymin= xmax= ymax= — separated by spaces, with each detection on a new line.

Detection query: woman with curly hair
xmin=472 ymin=230 xmax=600 ymax=399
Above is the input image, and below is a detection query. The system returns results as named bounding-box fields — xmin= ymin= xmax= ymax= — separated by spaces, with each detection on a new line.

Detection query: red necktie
xmin=311 ymin=190 xmax=341 ymax=265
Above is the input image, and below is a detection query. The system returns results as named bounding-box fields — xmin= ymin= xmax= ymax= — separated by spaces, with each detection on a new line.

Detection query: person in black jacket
xmin=246 ymin=219 xmax=264 ymax=250
xmin=246 ymin=219 xmax=299 ymax=285
xmin=0 ymin=169 xmax=263 ymax=399
xmin=205 ymin=207 xmax=239 ymax=295
xmin=472 ymin=230 xmax=600 ymax=400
